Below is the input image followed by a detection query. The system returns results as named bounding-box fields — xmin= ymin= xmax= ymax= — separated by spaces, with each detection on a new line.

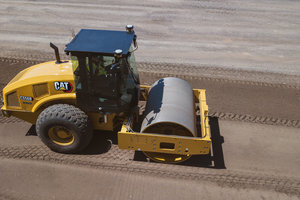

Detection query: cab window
xmin=85 ymin=56 xmax=115 ymax=76
xmin=127 ymin=51 xmax=139 ymax=84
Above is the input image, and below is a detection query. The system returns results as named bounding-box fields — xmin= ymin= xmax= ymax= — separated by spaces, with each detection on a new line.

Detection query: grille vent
xmin=7 ymin=91 xmax=19 ymax=107
xmin=33 ymin=83 xmax=48 ymax=98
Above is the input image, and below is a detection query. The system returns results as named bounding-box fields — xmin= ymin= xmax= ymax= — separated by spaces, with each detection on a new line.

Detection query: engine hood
xmin=4 ymin=60 xmax=74 ymax=93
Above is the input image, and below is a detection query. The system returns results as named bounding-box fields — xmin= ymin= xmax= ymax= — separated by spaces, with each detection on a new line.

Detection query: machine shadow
xmin=26 ymin=125 xmax=37 ymax=136
xmin=209 ymin=116 xmax=226 ymax=169
xmin=80 ymin=131 xmax=117 ymax=155
xmin=25 ymin=125 xmax=116 ymax=155
xmin=142 ymin=79 xmax=164 ymax=126
xmin=133 ymin=116 xmax=226 ymax=169
xmin=181 ymin=116 xmax=226 ymax=168
xmin=26 ymin=117 xmax=225 ymax=168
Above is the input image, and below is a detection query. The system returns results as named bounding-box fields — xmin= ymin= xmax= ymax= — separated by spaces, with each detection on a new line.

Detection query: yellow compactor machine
xmin=1 ymin=25 xmax=211 ymax=163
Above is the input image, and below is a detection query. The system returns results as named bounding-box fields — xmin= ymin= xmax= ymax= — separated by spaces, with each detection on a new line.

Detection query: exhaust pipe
xmin=50 ymin=42 xmax=61 ymax=64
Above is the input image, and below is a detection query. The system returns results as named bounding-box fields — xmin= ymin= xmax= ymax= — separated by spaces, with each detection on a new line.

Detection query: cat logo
xmin=54 ymin=82 xmax=73 ymax=93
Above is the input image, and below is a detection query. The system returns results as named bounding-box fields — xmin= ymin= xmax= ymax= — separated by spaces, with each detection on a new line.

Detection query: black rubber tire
xmin=36 ymin=104 xmax=93 ymax=153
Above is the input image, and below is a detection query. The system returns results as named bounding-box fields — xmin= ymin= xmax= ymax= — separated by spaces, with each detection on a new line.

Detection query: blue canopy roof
xmin=65 ymin=29 xmax=135 ymax=55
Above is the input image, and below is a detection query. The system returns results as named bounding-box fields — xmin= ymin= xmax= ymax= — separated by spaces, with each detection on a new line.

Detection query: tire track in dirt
xmin=0 ymin=145 xmax=299 ymax=197
xmin=1 ymin=57 xmax=299 ymax=127
xmin=138 ymin=63 xmax=300 ymax=90
xmin=210 ymin=112 xmax=300 ymax=128
xmin=1 ymin=112 xmax=299 ymax=128
xmin=1 ymin=56 xmax=300 ymax=89
xmin=0 ymin=188 xmax=34 ymax=200
xmin=1 ymin=56 xmax=300 ymax=90
xmin=1 ymin=55 xmax=300 ymax=88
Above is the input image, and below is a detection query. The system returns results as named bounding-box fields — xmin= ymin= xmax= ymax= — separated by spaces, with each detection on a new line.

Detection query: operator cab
xmin=65 ymin=25 xmax=140 ymax=114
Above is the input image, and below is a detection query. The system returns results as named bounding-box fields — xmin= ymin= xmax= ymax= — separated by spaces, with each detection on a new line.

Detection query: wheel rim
xmin=143 ymin=152 xmax=191 ymax=163
xmin=48 ymin=126 xmax=75 ymax=146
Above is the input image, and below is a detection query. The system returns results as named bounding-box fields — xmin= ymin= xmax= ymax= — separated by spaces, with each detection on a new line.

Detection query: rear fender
xmin=32 ymin=93 xmax=76 ymax=113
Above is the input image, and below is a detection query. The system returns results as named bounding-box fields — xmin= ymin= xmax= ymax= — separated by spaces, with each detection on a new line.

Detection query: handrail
xmin=193 ymin=89 xmax=210 ymax=139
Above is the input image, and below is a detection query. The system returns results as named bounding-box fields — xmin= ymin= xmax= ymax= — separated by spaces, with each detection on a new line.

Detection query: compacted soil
xmin=0 ymin=0 xmax=300 ymax=199
xmin=0 ymin=58 xmax=299 ymax=200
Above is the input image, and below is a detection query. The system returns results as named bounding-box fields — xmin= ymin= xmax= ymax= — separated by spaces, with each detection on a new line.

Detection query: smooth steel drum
xmin=141 ymin=77 xmax=196 ymax=163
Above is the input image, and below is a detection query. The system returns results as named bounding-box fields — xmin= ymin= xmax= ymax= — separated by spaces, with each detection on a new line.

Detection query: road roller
xmin=1 ymin=25 xmax=211 ymax=163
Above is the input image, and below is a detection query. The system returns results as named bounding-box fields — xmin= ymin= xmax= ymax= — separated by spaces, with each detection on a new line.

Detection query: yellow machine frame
xmin=1 ymin=61 xmax=116 ymax=131
xmin=1 ymin=61 xmax=211 ymax=157
xmin=118 ymin=86 xmax=211 ymax=155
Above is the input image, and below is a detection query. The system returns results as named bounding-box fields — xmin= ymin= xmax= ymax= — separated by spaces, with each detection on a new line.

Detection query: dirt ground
xmin=0 ymin=59 xmax=299 ymax=199
xmin=0 ymin=0 xmax=300 ymax=200
xmin=1 ymin=0 xmax=300 ymax=74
